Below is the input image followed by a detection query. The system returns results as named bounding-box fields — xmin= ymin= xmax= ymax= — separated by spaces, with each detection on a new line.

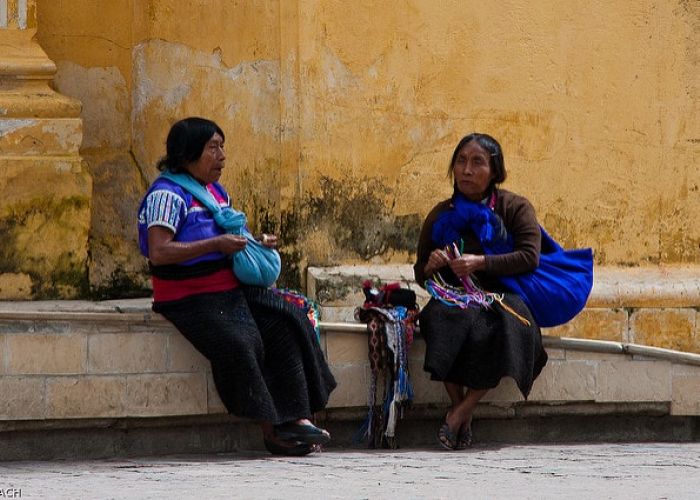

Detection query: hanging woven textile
xmin=354 ymin=281 xmax=419 ymax=449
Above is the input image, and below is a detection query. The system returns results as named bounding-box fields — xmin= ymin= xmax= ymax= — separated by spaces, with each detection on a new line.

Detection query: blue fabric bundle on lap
xmin=432 ymin=193 xmax=593 ymax=328
xmin=497 ymin=228 xmax=593 ymax=327
xmin=160 ymin=171 xmax=281 ymax=287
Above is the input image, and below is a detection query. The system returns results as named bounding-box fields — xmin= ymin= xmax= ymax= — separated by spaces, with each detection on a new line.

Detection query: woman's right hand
xmin=424 ymin=248 xmax=450 ymax=276
xmin=214 ymin=234 xmax=248 ymax=254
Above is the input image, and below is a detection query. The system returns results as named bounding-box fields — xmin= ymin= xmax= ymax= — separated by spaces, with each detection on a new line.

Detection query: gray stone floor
xmin=1 ymin=443 xmax=699 ymax=499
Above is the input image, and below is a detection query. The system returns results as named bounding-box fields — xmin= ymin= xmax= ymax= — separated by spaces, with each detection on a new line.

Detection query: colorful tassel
xmin=425 ymin=242 xmax=531 ymax=326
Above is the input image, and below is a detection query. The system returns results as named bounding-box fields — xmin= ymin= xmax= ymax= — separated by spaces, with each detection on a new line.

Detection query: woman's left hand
xmin=259 ymin=234 xmax=278 ymax=248
xmin=447 ymin=253 xmax=486 ymax=278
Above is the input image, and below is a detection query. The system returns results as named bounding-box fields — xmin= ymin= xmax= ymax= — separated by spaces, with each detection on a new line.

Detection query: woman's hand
xmin=148 ymin=226 xmax=247 ymax=266
xmin=258 ymin=233 xmax=278 ymax=249
xmin=448 ymin=253 xmax=486 ymax=278
xmin=424 ymin=249 xmax=450 ymax=276
xmin=214 ymin=234 xmax=248 ymax=254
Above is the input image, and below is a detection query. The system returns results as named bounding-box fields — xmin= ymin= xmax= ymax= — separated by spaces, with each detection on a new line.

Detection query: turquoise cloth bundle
xmin=160 ymin=171 xmax=281 ymax=287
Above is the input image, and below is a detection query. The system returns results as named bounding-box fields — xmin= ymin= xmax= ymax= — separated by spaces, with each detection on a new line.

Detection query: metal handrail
xmin=318 ymin=321 xmax=700 ymax=366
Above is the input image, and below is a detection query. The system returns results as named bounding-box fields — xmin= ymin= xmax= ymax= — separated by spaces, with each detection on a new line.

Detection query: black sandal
xmin=274 ymin=422 xmax=331 ymax=446
xmin=455 ymin=425 xmax=473 ymax=450
xmin=263 ymin=436 xmax=314 ymax=456
xmin=437 ymin=417 xmax=458 ymax=451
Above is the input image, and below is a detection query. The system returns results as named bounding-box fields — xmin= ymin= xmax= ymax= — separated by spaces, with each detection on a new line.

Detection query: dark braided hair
xmin=157 ymin=117 xmax=225 ymax=173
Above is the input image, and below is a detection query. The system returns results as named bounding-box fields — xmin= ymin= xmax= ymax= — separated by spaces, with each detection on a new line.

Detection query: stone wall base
xmin=1 ymin=407 xmax=698 ymax=461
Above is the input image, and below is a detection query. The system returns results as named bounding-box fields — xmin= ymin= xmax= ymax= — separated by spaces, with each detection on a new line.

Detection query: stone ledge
xmin=1 ymin=305 xmax=698 ymax=367
xmin=307 ymin=264 xmax=700 ymax=308
xmin=0 ymin=264 xmax=696 ymax=316
xmin=310 ymin=264 xmax=700 ymax=353
xmin=1 ymin=315 xmax=698 ymax=422
xmin=0 ymin=264 xmax=699 ymax=436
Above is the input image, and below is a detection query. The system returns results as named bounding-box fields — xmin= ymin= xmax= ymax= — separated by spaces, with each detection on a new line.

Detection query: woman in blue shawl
xmin=138 ymin=117 xmax=336 ymax=456
xmin=414 ymin=133 xmax=548 ymax=450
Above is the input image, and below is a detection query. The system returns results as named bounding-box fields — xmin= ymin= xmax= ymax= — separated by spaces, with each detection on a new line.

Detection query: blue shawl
xmin=431 ymin=192 xmax=593 ymax=327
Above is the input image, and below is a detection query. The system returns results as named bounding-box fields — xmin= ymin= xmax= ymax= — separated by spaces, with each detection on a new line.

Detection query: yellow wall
xmin=35 ymin=0 xmax=699 ymax=293
xmin=291 ymin=0 xmax=699 ymax=268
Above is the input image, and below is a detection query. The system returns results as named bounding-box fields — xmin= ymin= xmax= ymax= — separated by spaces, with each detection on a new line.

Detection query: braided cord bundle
xmin=426 ymin=273 xmax=496 ymax=310
xmin=425 ymin=242 xmax=531 ymax=327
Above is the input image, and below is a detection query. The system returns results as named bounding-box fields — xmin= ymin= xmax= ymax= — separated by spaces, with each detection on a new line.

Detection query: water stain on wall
xmin=0 ymin=196 xmax=90 ymax=298
xmin=276 ymin=175 xmax=421 ymax=289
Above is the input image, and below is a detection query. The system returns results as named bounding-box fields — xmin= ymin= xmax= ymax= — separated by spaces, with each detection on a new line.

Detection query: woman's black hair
xmin=157 ymin=117 xmax=225 ymax=173
xmin=448 ymin=132 xmax=507 ymax=190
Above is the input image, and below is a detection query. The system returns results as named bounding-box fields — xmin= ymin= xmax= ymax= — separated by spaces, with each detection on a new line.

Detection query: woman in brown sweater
xmin=414 ymin=133 xmax=548 ymax=450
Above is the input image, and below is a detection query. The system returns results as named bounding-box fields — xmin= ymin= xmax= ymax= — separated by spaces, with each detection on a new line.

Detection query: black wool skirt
xmin=420 ymin=292 xmax=547 ymax=398
xmin=154 ymin=286 xmax=337 ymax=425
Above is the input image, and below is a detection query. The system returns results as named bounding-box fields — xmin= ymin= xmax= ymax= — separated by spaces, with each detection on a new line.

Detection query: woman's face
xmin=186 ymin=133 xmax=226 ymax=184
xmin=452 ymin=140 xmax=495 ymax=201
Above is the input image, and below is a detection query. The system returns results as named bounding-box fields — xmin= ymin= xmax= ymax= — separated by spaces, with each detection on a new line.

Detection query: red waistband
xmin=152 ymin=268 xmax=239 ymax=302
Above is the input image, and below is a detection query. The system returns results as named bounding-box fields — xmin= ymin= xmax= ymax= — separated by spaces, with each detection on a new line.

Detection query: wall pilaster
xmin=0 ymin=0 xmax=92 ymax=299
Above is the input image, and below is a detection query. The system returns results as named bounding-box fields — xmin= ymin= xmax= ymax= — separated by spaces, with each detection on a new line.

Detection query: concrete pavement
xmin=1 ymin=442 xmax=699 ymax=499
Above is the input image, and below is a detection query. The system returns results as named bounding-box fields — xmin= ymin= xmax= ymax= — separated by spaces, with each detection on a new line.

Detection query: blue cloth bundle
xmin=160 ymin=171 xmax=281 ymax=287
xmin=432 ymin=193 xmax=593 ymax=327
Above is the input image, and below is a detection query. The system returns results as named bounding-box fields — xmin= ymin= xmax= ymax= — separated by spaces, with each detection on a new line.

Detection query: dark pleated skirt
xmin=420 ymin=293 xmax=548 ymax=398
xmin=153 ymin=286 xmax=337 ymax=425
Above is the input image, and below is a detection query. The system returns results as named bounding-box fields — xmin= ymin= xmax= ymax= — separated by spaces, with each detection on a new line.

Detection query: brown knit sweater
xmin=413 ymin=188 xmax=541 ymax=291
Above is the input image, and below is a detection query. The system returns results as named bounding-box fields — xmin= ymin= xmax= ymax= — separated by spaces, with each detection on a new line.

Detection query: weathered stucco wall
xmin=33 ymin=0 xmax=698 ymax=296
xmin=292 ymin=0 xmax=699 ymax=271
xmin=36 ymin=1 xmax=146 ymax=297
xmin=37 ymin=0 xmax=282 ymax=295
